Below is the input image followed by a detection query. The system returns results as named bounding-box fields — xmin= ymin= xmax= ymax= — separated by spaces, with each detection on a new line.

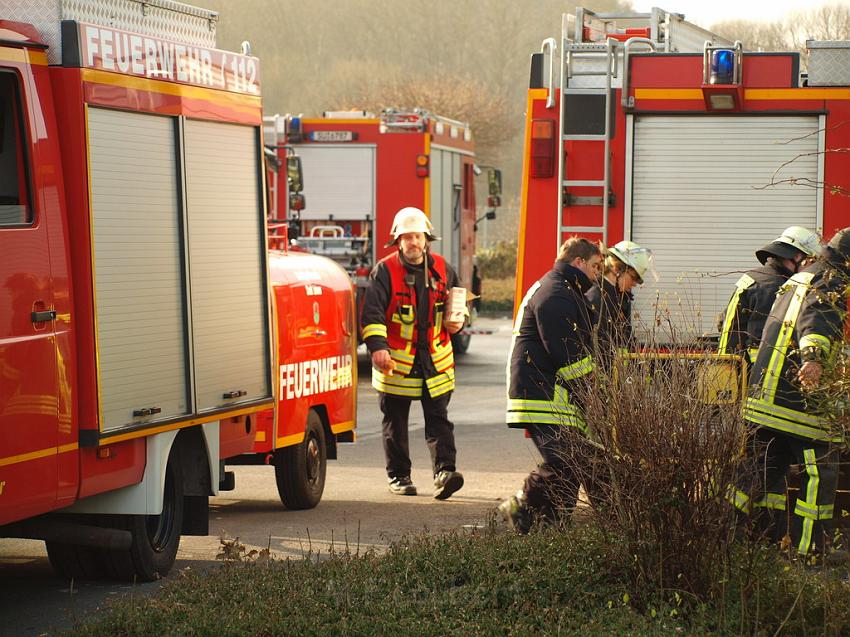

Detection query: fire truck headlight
xmin=710 ymin=49 xmax=735 ymax=85
xmin=708 ymin=94 xmax=736 ymax=110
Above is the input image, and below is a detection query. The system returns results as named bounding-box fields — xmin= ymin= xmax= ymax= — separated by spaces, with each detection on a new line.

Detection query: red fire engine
xmin=0 ymin=0 xmax=355 ymax=581
xmin=516 ymin=7 xmax=850 ymax=339
xmin=265 ymin=110 xmax=501 ymax=353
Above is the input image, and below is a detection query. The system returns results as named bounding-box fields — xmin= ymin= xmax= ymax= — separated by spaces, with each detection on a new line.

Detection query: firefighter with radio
xmin=361 ymin=207 xmax=466 ymax=499
xmin=586 ymin=240 xmax=654 ymax=370
xmin=729 ymin=228 xmax=850 ymax=558
xmin=500 ymin=238 xmax=603 ymax=533
xmin=718 ymin=226 xmax=821 ymax=366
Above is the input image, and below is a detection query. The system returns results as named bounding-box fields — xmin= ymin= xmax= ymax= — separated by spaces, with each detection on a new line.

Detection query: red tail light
xmin=530 ymin=119 xmax=555 ymax=178
xmin=289 ymin=193 xmax=305 ymax=211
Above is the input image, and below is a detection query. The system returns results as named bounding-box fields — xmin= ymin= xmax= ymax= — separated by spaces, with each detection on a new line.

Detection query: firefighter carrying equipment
xmin=362 ymin=251 xmax=455 ymax=398
xmin=755 ymin=226 xmax=821 ymax=265
xmin=607 ymin=240 xmax=654 ymax=284
xmin=385 ymin=207 xmax=440 ymax=246
xmin=507 ymin=260 xmax=595 ymax=431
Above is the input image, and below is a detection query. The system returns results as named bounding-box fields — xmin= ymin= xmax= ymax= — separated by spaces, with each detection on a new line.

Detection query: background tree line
xmin=203 ymin=1 xmax=850 ymax=248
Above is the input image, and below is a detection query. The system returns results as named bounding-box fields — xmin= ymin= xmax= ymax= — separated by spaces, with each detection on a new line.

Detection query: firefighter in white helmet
xmin=360 ymin=207 xmax=465 ymax=499
xmin=718 ymin=226 xmax=821 ymax=366
xmin=585 ymin=240 xmax=654 ymax=370
xmin=730 ymin=228 xmax=850 ymax=557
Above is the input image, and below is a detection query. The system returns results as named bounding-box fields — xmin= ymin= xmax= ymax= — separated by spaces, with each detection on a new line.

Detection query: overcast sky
xmin=628 ymin=0 xmax=850 ymax=28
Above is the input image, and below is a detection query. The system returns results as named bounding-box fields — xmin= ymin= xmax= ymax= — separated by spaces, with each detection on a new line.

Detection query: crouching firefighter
xmin=729 ymin=228 xmax=850 ymax=557
xmin=500 ymin=237 xmax=602 ymax=533
xmin=360 ymin=207 xmax=466 ymax=499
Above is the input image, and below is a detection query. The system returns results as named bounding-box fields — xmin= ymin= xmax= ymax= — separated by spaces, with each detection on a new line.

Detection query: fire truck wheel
xmin=274 ymin=410 xmax=327 ymax=510
xmin=451 ymin=331 xmax=471 ymax=355
xmin=101 ymin=455 xmax=184 ymax=581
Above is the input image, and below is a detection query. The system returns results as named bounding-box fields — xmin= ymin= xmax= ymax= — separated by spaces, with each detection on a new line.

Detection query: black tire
xmin=275 ymin=410 xmax=326 ymax=510
xmin=101 ymin=455 xmax=184 ymax=582
xmin=46 ymin=540 xmax=105 ymax=581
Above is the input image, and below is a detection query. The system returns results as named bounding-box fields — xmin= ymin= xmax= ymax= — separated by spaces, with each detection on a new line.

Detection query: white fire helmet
xmin=756 ymin=226 xmax=822 ymax=265
xmin=387 ymin=207 xmax=440 ymax=246
xmin=608 ymin=240 xmax=655 ymax=284
xmin=776 ymin=226 xmax=822 ymax=256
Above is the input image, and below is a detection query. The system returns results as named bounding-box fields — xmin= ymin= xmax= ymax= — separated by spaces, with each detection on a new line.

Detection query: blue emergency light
xmin=710 ymin=49 xmax=735 ymax=84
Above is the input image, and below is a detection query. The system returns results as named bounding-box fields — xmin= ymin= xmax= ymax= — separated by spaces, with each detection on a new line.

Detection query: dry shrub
xmin=560 ymin=322 xmax=749 ymax=604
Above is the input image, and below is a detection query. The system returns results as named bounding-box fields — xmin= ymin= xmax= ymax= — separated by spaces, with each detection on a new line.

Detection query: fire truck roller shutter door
xmin=87 ymin=108 xmax=189 ymax=431
xmin=184 ymin=119 xmax=272 ymax=412
xmin=629 ymin=115 xmax=819 ymax=341
xmin=293 ymin=145 xmax=376 ymax=220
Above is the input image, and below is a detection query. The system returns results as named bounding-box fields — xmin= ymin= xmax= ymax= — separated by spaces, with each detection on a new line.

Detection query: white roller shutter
xmin=184 ymin=119 xmax=271 ymax=412
xmin=630 ymin=115 xmax=820 ymax=341
xmin=295 ymin=145 xmax=375 ymax=220
xmin=88 ymin=108 xmax=188 ymax=431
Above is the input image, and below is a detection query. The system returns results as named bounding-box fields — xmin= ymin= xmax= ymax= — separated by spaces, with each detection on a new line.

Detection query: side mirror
xmin=287 ymin=155 xmax=304 ymax=193
xmin=485 ymin=209 xmax=497 ymax=221
xmin=487 ymin=168 xmax=502 ymax=198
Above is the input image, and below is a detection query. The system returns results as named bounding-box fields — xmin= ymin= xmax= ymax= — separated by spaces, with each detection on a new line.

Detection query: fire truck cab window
xmin=0 ymin=72 xmax=31 ymax=226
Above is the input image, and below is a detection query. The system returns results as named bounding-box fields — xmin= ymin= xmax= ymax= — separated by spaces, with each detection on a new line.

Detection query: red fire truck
xmin=516 ymin=7 xmax=850 ymax=339
xmin=0 ymin=0 xmax=355 ymax=582
xmin=265 ymin=110 xmax=501 ymax=353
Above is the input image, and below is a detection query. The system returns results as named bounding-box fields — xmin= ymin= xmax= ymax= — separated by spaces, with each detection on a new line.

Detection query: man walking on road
xmin=729 ymin=229 xmax=850 ymax=557
xmin=501 ymin=237 xmax=603 ymax=532
xmin=361 ymin=207 xmax=466 ymax=499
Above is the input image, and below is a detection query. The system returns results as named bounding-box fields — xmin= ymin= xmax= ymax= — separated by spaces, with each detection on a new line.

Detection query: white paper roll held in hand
xmin=446 ymin=287 xmax=471 ymax=323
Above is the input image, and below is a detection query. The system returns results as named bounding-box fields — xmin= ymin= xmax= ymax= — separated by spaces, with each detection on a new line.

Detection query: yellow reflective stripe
xmin=362 ymin=323 xmax=388 ymax=339
xmin=798 ymin=448 xmax=819 ymax=554
xmin=743 ymin=403 xmax=840 ymax=442
xmin=507 ymin=398 xmax=580 ymax=416
xmin=372 ymin=376 xmax=422 ymax=397
xmin=372 ymin=370 xmax=424 ymax=387
xmin=794 ymin=499 xmax=833 ymax=520
xmin=726 ymin=486 xmax=751 ymax=513
xmin=718 ymin=274 xmax=756 ymax=354
xmin=558 ymin=355 xmax=594 ymax=381
xmin=746 ymin=397 xmax=824 ymax=427
xmin=755 ymin=492 xmax=786 ymax=511
xmin=425 ymin=370 xmax=455 ymax=390
xmin=391 ymin=306 xmax=415 ymax=341
xmin=433 ymin=354 xmax=454 ymax=373
xmin=799 ymin=333 xmax=832 ymax=356
xmin=506 ymin=410 xmax=586 ymax=429
xmin=390 ymin=348 xmax=415 ymax=363
xmin=747 ymin=348 xmax=759 ymax=363
xmin=429 ymin=381 xmax=454 ymax=398
xmin=761 ymin=273 xmax=813 ymax=401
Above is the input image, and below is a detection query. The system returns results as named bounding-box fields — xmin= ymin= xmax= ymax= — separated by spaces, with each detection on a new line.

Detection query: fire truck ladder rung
xmin=563 ymin=180 xmax=605 ymax=187
xmin=561 ymin=226 xmax=606 ymax=234
xmin=562 ymin=134 xmax=608 ymax=141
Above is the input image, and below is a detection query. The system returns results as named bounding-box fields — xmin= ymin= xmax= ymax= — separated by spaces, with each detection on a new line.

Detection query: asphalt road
xmin=0 ymin=317 xmax=542 ymax=636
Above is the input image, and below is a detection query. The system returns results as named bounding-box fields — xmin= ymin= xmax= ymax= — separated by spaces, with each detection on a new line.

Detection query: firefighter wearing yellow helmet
xmin=585 ymin=240 xmax=654 ymax=370
xmin=718 ymin=226 xmax=821 ymax=365
xmin=361 ymin=207 xmax=465 ymax=500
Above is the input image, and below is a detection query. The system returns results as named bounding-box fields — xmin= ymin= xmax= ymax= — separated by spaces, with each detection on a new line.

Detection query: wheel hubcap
xmin=306 ymin=435 xmax=320 ymax=485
